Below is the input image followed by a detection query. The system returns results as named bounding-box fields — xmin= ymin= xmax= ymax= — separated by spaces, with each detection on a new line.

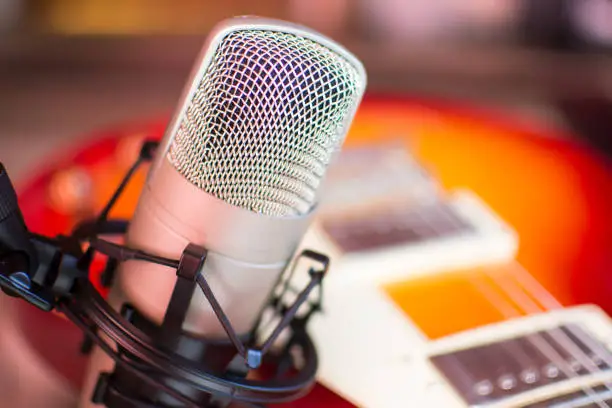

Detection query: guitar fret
xmin=430 ymin=324 xmax=612 ymax=406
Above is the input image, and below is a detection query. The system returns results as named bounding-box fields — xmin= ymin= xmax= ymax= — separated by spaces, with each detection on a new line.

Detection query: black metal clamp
xmin=0 ymin=139 xmax=331 ymax=408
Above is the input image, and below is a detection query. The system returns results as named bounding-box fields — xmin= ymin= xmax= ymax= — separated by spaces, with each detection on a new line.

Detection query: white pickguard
xmin=310 ymin=284 xmax=612 ymax=407
xmin=264 ymin=144 xmax=612 ymax=407
xmin=292 ymin=189 xmax=612 ymax=407
xmin=297 ymin=188 xmax=517 ymax=407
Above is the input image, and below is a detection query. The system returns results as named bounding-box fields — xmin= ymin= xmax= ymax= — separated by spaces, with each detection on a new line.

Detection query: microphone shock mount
xmin=0 ymin=140 xmax=329 ymax=408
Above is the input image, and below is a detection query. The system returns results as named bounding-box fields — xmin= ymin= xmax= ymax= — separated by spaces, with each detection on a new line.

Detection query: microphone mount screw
xmin=247 ymin=349 xmax=262 ymax=369
xmin=8 ymin=271 xmax=31 ymax=290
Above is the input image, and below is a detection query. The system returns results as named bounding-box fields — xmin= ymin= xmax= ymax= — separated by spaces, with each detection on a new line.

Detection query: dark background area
xmin=0 ymin=0 xmax=611 ymax=180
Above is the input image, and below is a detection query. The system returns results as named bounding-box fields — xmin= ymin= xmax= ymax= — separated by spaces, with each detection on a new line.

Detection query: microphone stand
xmin=0 ymin=141 xmax=329 ymax=408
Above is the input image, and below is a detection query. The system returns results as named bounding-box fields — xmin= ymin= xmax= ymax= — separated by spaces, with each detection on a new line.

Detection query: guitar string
xmin=474 ymin=230 xmax=612 ymax=404
xmin=505 ymin=262 xmax=612 ymax=373
xmin=474 ymin=263 xmax=610 ymax=408
xmin=503 ymin=263 xmax=612 ymax=406
xmin=423 ymin=202 xmax=609 ymax=407
xmin=506 ymin=263 xmax=563 ymax=310
xmin=467 ymin=274 xmax=522 ymax=319
xmin=330 ymin=199 xmax=507 ymax=397
xmin=422 ymin=203 xmax=592 ymax=403
xmin=467 ymin=273 xmax=562 ymax=396
xmin=505 ymin=262 xmax=612 ymax=374
xmin=486 ymin=267 xmax=611 ymax=407
xmin=329 ymin=193 xmax=607 ymax=405
xmin=443 ymin=213 xmax=607 ymax=407
xmin=410 ymin=202 xmax=499 ymax=395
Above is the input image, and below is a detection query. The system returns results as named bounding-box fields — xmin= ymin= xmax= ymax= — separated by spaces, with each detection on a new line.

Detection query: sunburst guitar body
xmin=10 ymin=96 xmax=612 ymax=407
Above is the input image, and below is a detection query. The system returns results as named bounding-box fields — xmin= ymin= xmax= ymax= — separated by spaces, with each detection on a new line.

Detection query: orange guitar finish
xmin=14 ymin=95 xmax=611 ymax=407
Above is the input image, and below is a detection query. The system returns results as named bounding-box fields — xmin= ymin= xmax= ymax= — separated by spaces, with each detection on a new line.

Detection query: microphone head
xmin=159 ymin=17 xmax=367 ymax=217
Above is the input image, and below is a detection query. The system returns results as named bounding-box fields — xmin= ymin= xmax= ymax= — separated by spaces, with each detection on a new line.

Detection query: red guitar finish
xmin=10 ymin=95 xmax=611 ymax=407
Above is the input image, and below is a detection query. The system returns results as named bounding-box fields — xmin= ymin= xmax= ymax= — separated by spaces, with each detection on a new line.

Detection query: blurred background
xmin=0 ymin=2 xmax=610 ymax=407
xmin=0 ymin=0 xmax=611 ymax=181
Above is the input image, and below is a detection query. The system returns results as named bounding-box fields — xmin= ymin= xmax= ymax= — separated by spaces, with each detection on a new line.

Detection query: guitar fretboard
xmin=430 ymin=323 xmax=612 ymax=407
xmin=321 ymin=200 xmax=473 ymax=253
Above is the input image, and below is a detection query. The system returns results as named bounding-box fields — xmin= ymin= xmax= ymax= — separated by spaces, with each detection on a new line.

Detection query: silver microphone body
xmin=79 ymin=16 xmax=366 ymax=407
xmin=121 ymin=157 xmax=316 ymax=336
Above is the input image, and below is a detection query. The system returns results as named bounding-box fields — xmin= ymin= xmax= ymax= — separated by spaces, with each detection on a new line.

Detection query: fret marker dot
xmin=590 ymin=354 xmax=604 ymax=366
xmin=544 ymin=364 xmax=559 ymax=379
xmin=521 ymin=369 xmax=539 ymax=384
xmin=568 ymin=359 xmax=582 ymax=372
xmin=498 ymin=375 xmax=516 ymax=390
xmin=474 ymin=380 xmax=493 ymax=396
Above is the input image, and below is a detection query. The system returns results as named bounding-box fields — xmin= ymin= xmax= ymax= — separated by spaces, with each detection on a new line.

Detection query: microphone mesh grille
xmin=167 ymin=29 xmax=364 ymax=217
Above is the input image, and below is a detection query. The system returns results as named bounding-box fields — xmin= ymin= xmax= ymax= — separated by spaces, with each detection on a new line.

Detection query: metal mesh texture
xmin=167 ymin=29 xmax=364 ymax=217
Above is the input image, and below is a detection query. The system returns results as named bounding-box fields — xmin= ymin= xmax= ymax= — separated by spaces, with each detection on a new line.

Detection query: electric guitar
xmin=5 ymin=96 xmax=610 ymax=407
xmin=295 ymin=141 xmax=612 ymax=407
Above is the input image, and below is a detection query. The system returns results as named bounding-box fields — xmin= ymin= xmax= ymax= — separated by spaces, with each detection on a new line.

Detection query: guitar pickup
xmin=426 ymin=305 xmax=612 ymax=407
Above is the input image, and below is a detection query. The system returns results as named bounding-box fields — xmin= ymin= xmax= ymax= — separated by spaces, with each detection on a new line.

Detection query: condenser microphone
xmin=80 ymin=16 xmax=366 ymax=407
